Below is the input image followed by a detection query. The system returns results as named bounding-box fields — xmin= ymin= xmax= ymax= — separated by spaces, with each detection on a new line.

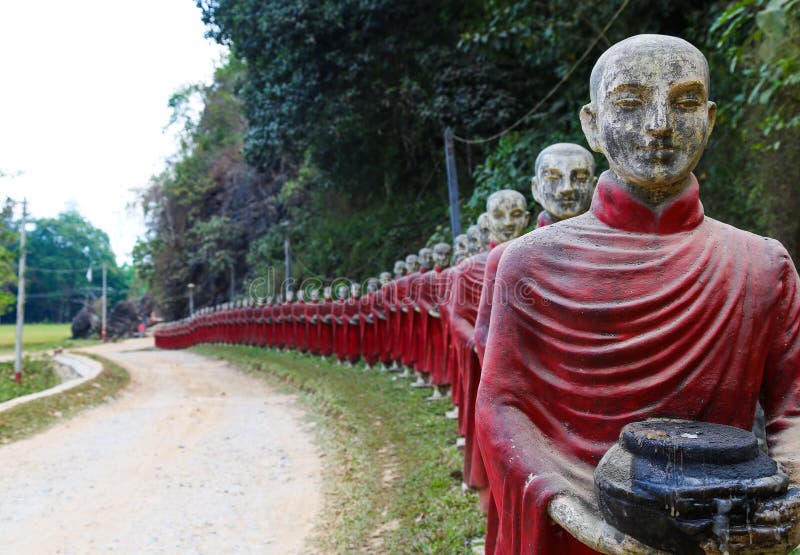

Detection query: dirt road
xmin=0 ymin=338 xmax=322 ymax=554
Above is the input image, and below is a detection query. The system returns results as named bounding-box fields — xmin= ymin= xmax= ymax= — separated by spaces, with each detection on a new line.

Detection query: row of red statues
xmin=156 ymin=35 xmax=800 ymax=554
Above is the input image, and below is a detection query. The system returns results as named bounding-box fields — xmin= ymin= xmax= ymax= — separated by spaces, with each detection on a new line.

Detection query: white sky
xmin=0 ymin=0 xmax=227 ymax=264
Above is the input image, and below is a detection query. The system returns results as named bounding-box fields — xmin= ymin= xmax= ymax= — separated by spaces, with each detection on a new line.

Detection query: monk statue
xmin=477 ymin=212 xmax=493 ymax=251
xmin=476 ymin=34 xmax=800 ymax=554
xmin=476 ymin=145 xmax=596 ymax=362
xmin=453 ymin=233 xmax=469 ymax=263
xmin=411 ymin=248 xmax=436 ymax=389
xmin=531 ymin=143 xmax=597 ymax=227
xmin=466 ymin=225 xmax=482 ymax=256
xmin=387 ymin=261 xmax=408 ymax=371
xmin=422 ymin=241 xmax=453 ymax=401
xmin=457 ymin=189 xmax=530 ymax=512
xmin=378 ymin=271 xmax=391 ymax=286
xmin=399 ymin=254 xmax=421 ymax=378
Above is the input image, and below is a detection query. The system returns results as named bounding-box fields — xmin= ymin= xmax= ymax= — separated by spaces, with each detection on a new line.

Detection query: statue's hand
xmin=698 ymin=487 xmax=800 ymax=554
xmin=548 ymin=494 xmax=670 ymax=555
xmin=323 ymin=315 xmax=332 ymax=323
xmin=428 ymin=308 xmax=440 ymax=318
xmin=365 ymin=315 xmax=374 ymax=324
xmin=414 ymin=305 xmax=421 ymax=313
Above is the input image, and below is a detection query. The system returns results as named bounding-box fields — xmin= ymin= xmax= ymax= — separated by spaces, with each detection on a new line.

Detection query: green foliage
xmin=0 ymin=198 xmax=17 ymax=315
xmin=3 ymin=211 xmax=129 ymax=323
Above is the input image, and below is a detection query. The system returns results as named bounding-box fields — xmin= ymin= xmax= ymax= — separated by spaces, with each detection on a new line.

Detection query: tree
xmin=11 ymin=211 xmax=128 ymax=323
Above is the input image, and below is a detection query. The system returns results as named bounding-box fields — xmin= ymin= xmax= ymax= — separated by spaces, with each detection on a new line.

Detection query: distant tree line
xmin=135 ymin=0 xmax=800 ymax=320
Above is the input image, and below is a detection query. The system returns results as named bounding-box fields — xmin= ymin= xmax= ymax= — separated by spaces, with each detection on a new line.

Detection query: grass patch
xmin=193 ymin=345 xmax=485 ymax=554
xmin=0 ymin=357 xmax=60 ymax=402
xmin=0 ymin=323 xmax=100 ymax=355
xmin=0 ymin=353 xmax=130 ymax=444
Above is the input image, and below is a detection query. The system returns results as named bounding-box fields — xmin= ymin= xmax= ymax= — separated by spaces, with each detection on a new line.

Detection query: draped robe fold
xmin=317 ymin=300 xmax=333 ymax=357
xmin=476 ymin=173 xmax=800 ymax=554
xmin=449 ymin=252 xmax=488 ymax=489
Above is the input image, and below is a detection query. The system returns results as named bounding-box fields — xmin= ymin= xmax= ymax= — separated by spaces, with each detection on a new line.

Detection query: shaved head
xmin=589 ymin=34 xmax=709 ymax=106
xmin=535 ymin=143 xmax=595 ymax=175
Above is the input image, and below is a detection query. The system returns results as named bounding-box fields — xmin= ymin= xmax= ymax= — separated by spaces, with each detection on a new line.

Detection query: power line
xmin=452 ymin=0 xmax=630 ymax=145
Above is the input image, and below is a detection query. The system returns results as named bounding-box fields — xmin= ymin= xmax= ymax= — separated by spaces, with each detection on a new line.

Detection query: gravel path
xmin=0 ymin=338 xmax=322 ymax=554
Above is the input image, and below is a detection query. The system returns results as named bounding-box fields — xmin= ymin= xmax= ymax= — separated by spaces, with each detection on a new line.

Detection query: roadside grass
xmin=192 ymin=345 xmax=486 ymax=554
xmin=0 ymin=323 xmax=100 ymax=355
xmin=0 ymin=353 xmax=130 ymax=444
xmin=0 ymin=357 xmax=60 ymax=402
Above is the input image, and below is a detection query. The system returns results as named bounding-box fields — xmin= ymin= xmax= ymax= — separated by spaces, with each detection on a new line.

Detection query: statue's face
xmin=477 ymin=213 xmax=492 ymax=249
xmin=532 ymin=151 xmax=596 ymax=219
xmin=286 ymin=291 xmax=294 ymax=302
xmin=323 ymin=286 xmax=332 ymax=300
xmin=433 ymin=243 xmax=451 ymax=268
xmin=379 ymin=272 xmax=391 ymax=285
xmin=367 ymin=278 xmax=379 ymax=292
xmin=405 ymin=254 xmax=419 ymax=273
xmin=311 ymin=289 xmax=319 ymax=301
xmin=337 ymin=285 xmax=348 ymax=299
xmin=581 ymin=42 xmax=716 ymax=199
xmin=393 ymin=261 xmax=406 ymax=277
xmin=487 ymin=191 xmax=530 ymax=244
xmin=466 ymin=225 xmax=481 ymax=255
xmin=351 ymin=283 xmax=361 ymax=298
xmin=454 ymin=234 xmax=468 ymax=259
xmin=418 ymin=248 xmax=434 ymax=270
xmin=297 ymin=290 xmax=304 ymax=302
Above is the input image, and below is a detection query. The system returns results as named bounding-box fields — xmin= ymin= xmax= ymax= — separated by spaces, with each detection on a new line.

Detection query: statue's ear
xmin=592 ymin=176 xmax=598 ymax=189
xmin=531 ymin=176 xmax=541 ymax=205
xmin=524 ymin=210 xmax=532 ymax=228
xmin=706 ymin=101 xmax=717 ymax=141
xmin=580 ymin=104 xmax=603 ymax=153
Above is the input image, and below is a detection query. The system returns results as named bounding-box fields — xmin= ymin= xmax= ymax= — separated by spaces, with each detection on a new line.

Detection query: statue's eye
xmin=674 ymin=96 xmax=701 ymax=110
xmin=614 ymin=97 xmax=643 ymax=108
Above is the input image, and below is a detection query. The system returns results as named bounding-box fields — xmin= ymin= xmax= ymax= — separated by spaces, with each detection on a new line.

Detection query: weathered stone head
xmin=418 ymin=248 xmax=434 ymax=270
xmin=405 ymin=254 xmax=420 ymax=274
xmin=297 ymin=290 xmax=305 ymax=302
xmin=477 ymin=212 xmax=493 ymax=250
xmin=393 ymin=260 xmax=407 ymax=278
xmin=323 ymin=286 xmax=332 ymax=300
xmin=379 ymin=271 xmax=392 ymax=286
xmin=532 ymin=143 xmax=597 ymax=220
xmin=337 ymin=284 xmax=349 ymax=299
xmin=310 ymin=289 xmax=320 ymax=301
xmin=486 ymin=190 xmax=530 ymax=244
xmin=286 ymin=290 xmax=294 ymax=302
xmin=366 ymin=277 xmax=379 ymax=292
xmin=454 ymin=233 xmax=469 ymax=260
xmin=433 ymin=242 xmax=452 ymax=269
xmin=351 ymin=282 xmax=361 ymax=298
xmin=466 ymin=225 xmax=482 ymax=255
xmin=580 ymin=34 xmax=716 ymax=205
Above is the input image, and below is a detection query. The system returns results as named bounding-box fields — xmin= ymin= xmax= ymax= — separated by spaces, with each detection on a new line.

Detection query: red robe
xmin=402 ymin=273 xmax=422 ymax=368
xmin=417 ymin=268 xmax=447 ymax=384
xmin=373 ymin=286 xmax=392 ymax=364
xmin=343 ymin=297 xmax=361 ymax=363
xmin=292 ymin=301 xmax=307 ymax=352
xmin=332 ymin=299 xmax=347 ymax=361
xmin=359 ymin=293 xmax=380 ymax=365
xmin=449 ymin=252 xmax=488 ymax=490
xmin=306 ymin=300 xmax=320 ymax=355
xmin=390 ymin=277 xmax=410 ymax=364
xmin=476 ymin=216 xmax=554 ymax=364
xmin=477 ymin=172 xmax=800 ymax=554
xmin=317 ymin=299 xmax=333 ymax=356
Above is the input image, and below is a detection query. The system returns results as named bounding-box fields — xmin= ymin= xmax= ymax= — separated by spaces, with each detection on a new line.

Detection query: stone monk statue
xmin=476 ymin=34 xmax=800 ymax=554
xmin=531 ymin=142 xmax=597 ymax=227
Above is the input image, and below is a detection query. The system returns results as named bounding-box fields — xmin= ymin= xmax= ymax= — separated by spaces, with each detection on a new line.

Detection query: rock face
xmin=71 ymin=307 xmax=98 ymax=339
xmin=107 ymin=301 xmax=141 ymax=340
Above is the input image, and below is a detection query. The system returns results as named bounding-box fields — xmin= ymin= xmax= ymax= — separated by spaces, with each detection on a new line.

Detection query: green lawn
xmin=193 ymin=345 xmax=485 ymax=554
xmin=0 ymin=323 xmax=99 ymax=354
xmin=0 ymin=357 xmax=60 ymax=402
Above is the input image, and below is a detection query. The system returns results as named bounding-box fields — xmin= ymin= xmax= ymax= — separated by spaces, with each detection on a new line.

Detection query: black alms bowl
xmin=594 ymin=419 xmax=789 ymax=554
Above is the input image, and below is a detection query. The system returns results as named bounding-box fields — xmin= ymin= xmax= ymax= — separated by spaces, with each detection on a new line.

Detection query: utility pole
xmin=101 ymin=262 xmax=107 ymax=341
xmin=14 ymin=199 xmax=27 ymax=383
xmin=284 ymin=236 xmax=292 ymax=297
xmin=188 ymin=283 xmax=195 ymax=317
xmin=444 ymin=128 xmax=462 ymax=243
